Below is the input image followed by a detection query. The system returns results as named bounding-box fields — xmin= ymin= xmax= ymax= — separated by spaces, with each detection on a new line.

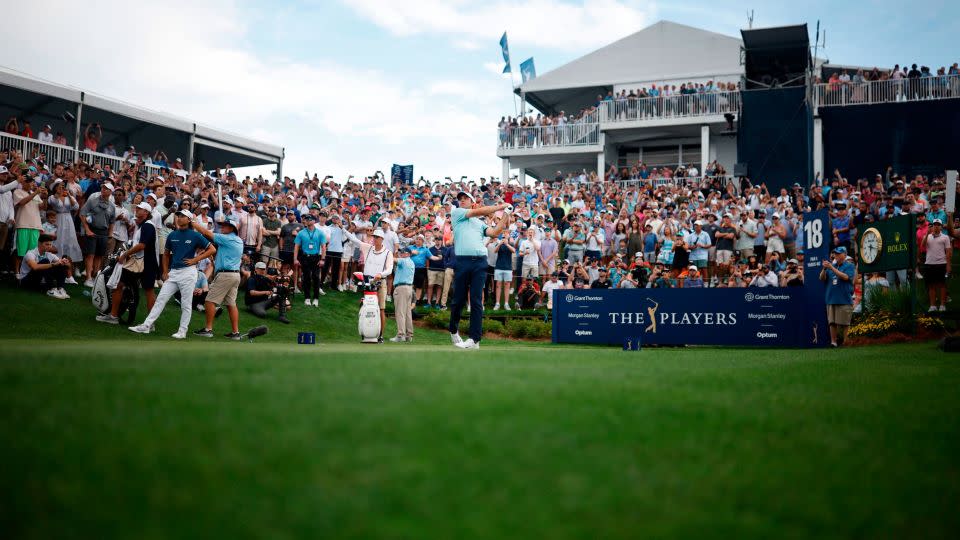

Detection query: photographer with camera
xmin=190 ymin=215 xmax=244 ymax=339
xmin=245 ymin=262 xmax=291 ymax=324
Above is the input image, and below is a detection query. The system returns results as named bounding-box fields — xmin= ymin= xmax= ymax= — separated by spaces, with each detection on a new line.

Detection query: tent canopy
xmin=0 ymin=66 xmax=282 ymax=169
xmin=518 ymin=21 xmax=744 ymax=115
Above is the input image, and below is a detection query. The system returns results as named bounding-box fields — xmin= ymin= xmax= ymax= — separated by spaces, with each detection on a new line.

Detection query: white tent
xmin=519 ymin=21 xmax=744 ymax=115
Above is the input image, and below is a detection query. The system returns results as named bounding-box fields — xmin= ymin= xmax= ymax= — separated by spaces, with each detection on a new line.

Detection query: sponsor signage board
xmin=552 ymin=211 xmax=830 ymax=348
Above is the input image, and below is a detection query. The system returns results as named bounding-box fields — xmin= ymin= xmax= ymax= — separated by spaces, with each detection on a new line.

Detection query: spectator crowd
xmin=0 ymin=144 xmax=956 ymax=344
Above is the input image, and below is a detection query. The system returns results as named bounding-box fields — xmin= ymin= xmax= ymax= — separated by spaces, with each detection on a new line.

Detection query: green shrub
xmin=483 ymin=318 xmax=505 ymax=335
xmin=504 ymin=319 xmax=532 ymax=338
xmin=863 ymin=285 xmax=915 ymax=314
xmin=423 ymin=311 xmax=450 ymax=330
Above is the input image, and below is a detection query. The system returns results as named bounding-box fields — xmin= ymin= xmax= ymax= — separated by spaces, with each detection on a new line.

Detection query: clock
xmin=860 ymin=227 xmax=883 ymax=264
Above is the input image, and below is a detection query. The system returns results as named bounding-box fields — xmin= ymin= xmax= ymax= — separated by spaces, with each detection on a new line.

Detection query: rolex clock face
xmin=860 ymin=227 xmax=882 ymax=264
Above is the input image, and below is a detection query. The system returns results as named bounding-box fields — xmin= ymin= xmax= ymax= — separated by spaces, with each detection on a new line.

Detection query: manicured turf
xmin=1 ymin=282 xmax=959 ymax=538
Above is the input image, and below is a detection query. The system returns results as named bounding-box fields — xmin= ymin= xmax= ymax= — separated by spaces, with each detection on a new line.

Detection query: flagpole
xmin=509 ymin=68 xmax=520 ymax=118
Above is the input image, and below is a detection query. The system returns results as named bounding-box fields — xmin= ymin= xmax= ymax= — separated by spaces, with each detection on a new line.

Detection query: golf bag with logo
xmin=92 ymin=243 xmax=140 ymax=324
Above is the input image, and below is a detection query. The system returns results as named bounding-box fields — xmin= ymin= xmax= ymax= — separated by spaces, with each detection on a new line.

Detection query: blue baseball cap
xmin=832 ymin=246 xmax=847 ymax=254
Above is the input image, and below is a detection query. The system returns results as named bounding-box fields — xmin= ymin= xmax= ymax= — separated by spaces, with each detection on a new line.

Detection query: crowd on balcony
xmin=497 ymin=107 xmax=600 ymax=149
xmin=498 ymin=81 xmax=741 ymax=149
xmin=4 ymin=116 xmax=187 ymax=174
xmin=2 ymin=141 xmax=953 ymax=342
xmin=817 ymin=62 xmax=960 ymax=103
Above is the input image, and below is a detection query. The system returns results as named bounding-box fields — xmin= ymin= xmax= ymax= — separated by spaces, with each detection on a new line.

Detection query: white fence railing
xmin=498 ymin=122 xmax=600 ymax=150
xmin=599 ymin=91 xmax=741 ymax=123
xmin=1 ymin=131 xmax=189 ymax=177
xmin=0 ymin=132 xmax=77 ymax=165
xmin=550 ymin=175 xmax=738 ymax=193
xmin=813 ymin=74 xmax=960 ymax=108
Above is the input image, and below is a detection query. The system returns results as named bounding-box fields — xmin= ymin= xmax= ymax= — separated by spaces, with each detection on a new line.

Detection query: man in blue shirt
xmin=831 ymin=204 xmax=852 ymax=252
xmin=130 ymin=209 xmax=216 ymax=339
xmin=820 ymin=246 xmax=856 ymax=348
xmin=408 ymin=235 xmax=430 ymax=304
xmin=192 ymin=216 xmax=247 ymax=338
xmin=448 ymin=191 xmax=510 ymax=350
xmin=390 ymin=247 xmax=416 ymax=343
xmin=293 ymin=214 xmax=328 ymax=305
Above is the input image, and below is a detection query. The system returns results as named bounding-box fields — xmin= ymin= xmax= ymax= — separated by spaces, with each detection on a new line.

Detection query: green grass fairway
xmin=1 ymin=282 xmax=959 ymax=538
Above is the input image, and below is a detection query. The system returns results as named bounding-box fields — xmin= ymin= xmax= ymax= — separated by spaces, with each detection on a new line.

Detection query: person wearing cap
xmin=684 ymin=220 xmax=711 ymax=280
xmin=831 ymin=203 xmax=851 ymax=252
xmin=715 ymin=213 xmax=737 ymax=279
xmin=196 ymin=203 xmax=213 ymax=231
xmin=820 ymin=246 xmax=856 ymax=347
xmin=97 ymin=202 xmax=159 ymax=324
xmin=239 ymin=202 xmax=264 ymax=261
xmin=107 ymin=187 xmax=131 ymax=256
xmin=279 ymin=211 xmax=301 ymax=276
xmin=191 ymin=215 xmax=245 ymax=338
xmin=748 ymin=263 xmax=778 ymax=288
xmin=260 ymin=206 xmax=282 ymax=266
xmin=36 ymin=123 xmax=54 ymax=143
xmin=920 ymin=218 xmax=952 ymax=312
xmin=735 ymin=211 xmax=757 ymax=262
xmin=390 ymin=247 xmax=416 ymax=342
xmin=448 ymin=191 xmax=510 ymax=350
xmin=320 ymin=213 xmax=346 ymax=291
xmin=683 ymin=265 xmax=705 ymax=288
xmin=764 ymin=213 xmax=786 ymax=263
xmin=342 ymin=226 xmax=394 ymax=343
xmin=293 ymin=213 xmax=328 ymax=306
xmin=590 ymin=267 xmax=611 ymax=289
xmin=244 ymin=261 xmax=290 ymax=324
xmin=129 ymin=209 xmax=216 ymax=339
xmin=780 ymin=258 xmax=804 ymax=287
xmin=11 ymin=169 xmax=46 ymax=275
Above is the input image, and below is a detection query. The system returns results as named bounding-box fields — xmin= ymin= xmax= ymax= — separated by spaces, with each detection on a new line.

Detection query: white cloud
xmin=342 ymin=0 xmax=658 ymax=52
xmin=1 ymin=0 xmax=507 ymax=180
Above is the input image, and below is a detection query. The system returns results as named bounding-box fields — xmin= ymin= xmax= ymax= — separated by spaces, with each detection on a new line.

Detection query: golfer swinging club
xmin=448 ymin=190 xmax=510 ymax=349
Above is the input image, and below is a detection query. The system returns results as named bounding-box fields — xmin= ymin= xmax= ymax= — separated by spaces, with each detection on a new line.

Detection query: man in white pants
xmin=129 ymin=209 xmax=216 ymax=339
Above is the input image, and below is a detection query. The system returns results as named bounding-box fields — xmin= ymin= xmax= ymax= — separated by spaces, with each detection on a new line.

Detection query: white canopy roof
xmin=519 ymin=21 xmax=744 ymax=114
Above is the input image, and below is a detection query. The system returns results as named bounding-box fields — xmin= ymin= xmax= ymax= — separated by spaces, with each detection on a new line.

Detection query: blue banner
xmin=801 ymin=209 xmax=831 ymax=347
xmin=520 ymin=57 xmax=536 ymax=83
xmin=390 ymin=164 xmax=413 ymax=186
xmin=499 ymin=32 xmax=511 ymax=74
xmin=552 ymin=288 xmax=812 ymax=347
xmin=550 ymin=211 xmax=830 ymax=348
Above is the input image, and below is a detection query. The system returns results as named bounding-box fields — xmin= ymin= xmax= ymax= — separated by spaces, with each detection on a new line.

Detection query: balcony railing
xmin=599 ymin=91 xmax=741 ymax=123
xmin=813 ymin=74 xmax=960 ymax=108
xmin=0 ymin=132 xmax=77 ymax=165
xmin=498 ymin=122 xmax=600 ymax=150
xmin=1 ymin=131 xmax=188 ymax=177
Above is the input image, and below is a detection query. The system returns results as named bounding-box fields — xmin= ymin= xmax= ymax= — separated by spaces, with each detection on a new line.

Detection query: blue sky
xmin=4 ymin=0 xmax=958 ymax=181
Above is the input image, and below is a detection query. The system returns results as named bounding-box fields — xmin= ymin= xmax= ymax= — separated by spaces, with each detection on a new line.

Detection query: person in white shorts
xmin=129 ymin=209 xmax=216 ymax=339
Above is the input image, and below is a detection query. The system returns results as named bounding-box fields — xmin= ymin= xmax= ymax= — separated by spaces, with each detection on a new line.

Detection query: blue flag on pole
xmin=520 ymin=57 xmax=536 ymax=83
xmin=499 ymin=32 xmax=511 ymax=74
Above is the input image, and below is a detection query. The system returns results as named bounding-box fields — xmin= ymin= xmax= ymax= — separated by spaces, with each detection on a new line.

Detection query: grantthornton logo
xmin=565 ymin=294 xmax=574 ymax=303
xmin=744 ymin=292 xmax=755 ymax=302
